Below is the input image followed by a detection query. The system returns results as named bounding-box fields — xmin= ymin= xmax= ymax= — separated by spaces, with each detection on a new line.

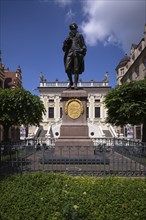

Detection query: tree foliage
xmin=104 ymin=79 xmax=146 ymax=126
xmin=0 ymin=88 xmax=46 ymax=140
xmin=104 ymin=79 xmax=146 ymax=142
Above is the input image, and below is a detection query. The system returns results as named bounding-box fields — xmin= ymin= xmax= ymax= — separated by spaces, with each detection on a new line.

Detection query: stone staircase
xmin=36 ymin=126 xmax=47 ymax=138
xmin=103 ymin=129 xmax=113 ymax=138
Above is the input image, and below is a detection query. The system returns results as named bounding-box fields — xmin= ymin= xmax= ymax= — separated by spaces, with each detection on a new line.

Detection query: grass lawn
xmin=0 ymin=172 xmax=146 ymax=220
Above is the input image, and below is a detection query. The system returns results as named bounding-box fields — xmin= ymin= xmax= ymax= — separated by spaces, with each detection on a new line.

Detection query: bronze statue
xmin=62 ymin=23 xmax=87 ymax=89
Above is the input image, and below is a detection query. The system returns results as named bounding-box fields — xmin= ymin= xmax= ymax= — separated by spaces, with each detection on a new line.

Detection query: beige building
xmin=116 ymin=24 xmax=146 ymax=141
xmin=116 ymin=25 xmax=146 ymax=85
xmin=29 ymin=78 xmax=119 ymax=140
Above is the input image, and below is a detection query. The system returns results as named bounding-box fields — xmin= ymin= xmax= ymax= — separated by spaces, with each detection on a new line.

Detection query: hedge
xmin=0 ymin=173 xmax=146 ymax=220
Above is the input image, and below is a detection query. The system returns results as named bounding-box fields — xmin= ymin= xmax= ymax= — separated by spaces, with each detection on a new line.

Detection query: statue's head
xmin=69 ymin=23 xmax=78 ymax=30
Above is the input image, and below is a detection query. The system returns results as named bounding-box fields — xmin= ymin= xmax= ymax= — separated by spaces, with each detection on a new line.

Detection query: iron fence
xmin=0 ymin=138 xmax=146 ymax=177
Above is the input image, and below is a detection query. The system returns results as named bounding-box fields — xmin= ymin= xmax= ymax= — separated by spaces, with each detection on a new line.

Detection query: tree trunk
xmin=3 ymin=125 xmax=10 ymax=142
xmin=142 ymin=121 xmax=146 ymax=143
xmin=2 ymin=125 xmax=11 ymax=155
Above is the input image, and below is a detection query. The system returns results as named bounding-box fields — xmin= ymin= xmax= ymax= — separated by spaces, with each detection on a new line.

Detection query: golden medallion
xmin=65 ymin=99 xmax=84 ymax=119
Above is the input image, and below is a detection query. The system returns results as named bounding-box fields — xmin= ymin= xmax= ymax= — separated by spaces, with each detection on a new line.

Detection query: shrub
xmin=0 ymin=173 xmax=146 ymax=220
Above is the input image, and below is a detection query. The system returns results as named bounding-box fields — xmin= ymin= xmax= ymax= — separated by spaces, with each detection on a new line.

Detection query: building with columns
xmin=29 ymin=77 xmax=118 ymax=140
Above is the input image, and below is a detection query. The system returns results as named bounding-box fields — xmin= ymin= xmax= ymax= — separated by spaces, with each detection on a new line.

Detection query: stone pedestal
xmin=55 ymin=89 xmax=93 ymax=147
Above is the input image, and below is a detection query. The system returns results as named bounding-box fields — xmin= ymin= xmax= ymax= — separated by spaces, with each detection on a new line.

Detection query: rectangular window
xmin=95 ymin=99 xmax=100 ymax=102
xmin=60 ymin=107 xmax=62 ymax=118
xmin=48 ymin=107 xmax=54 ymax=118
xmin=95 ymin=107 xmax=100 ymax=118
xmin=135 ymin=66 xmax=139 ymax=76
xmin=143 ymin=58 xmax=146 ymax=68
xmin=129 ymin=72 xmax=132 ymax=81
xmin=136 ymin=126 xmax=141 ymax=140
xmin=86 ymin=107 xmax=89 ymax=119
xmin=120 ymin=68 xmax=124 ymax=76
xmin=138 ymin=45 xmax=142 ymax=52
xmin=48 ymin=99 xmax=54 ymax=102
xmin=132 ymin=54 xmax=135 ymax=60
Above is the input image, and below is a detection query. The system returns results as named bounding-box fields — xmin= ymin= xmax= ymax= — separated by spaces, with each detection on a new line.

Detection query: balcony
xmin=39 ymin=81 xmax=109 ymax=88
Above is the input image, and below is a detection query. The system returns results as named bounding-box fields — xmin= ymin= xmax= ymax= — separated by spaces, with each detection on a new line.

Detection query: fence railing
xmin=0 ymin=138 xmax=146 ymax=177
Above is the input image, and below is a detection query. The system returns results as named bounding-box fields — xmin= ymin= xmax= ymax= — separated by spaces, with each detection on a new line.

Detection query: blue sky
xmin=0 ymin=0 xmax=146 ymax=93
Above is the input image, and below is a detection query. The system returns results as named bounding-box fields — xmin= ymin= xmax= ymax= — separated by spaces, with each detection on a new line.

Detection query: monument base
xmin=55 ymin=137 xmax=93 ymax=147
xmin=55 ymin=89 xmax=93 ymax=148
xmin=60 ymin=124 xmax=88 ymax=137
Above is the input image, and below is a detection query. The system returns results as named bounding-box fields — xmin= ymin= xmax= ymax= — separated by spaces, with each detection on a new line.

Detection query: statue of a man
xmin=62 ymin=23 xmax=87 ymax=89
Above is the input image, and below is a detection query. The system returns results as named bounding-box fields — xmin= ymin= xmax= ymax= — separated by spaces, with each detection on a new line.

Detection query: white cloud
xmin=65 ymin=9 xmax=75 ymax=21
xmin=80 ymin=0 xmax=146 ymax=53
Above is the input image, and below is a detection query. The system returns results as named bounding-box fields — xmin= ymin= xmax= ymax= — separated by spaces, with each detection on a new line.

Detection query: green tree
xmin=0 ymin=88 xmax=46 ymax=141
xmin=104 ymin=79 xmax=146 ymax=142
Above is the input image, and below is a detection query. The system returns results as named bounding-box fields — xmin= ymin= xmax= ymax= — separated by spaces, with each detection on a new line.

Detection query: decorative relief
xmin=65 ymin=99 xmax=84 ymax=119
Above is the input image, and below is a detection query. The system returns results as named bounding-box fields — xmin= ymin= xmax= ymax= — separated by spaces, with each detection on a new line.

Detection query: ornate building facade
xmin=29 ymin=78 xmax=118 ymax=140
xmin=116 ymin=24 xmax=146 ymax=141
